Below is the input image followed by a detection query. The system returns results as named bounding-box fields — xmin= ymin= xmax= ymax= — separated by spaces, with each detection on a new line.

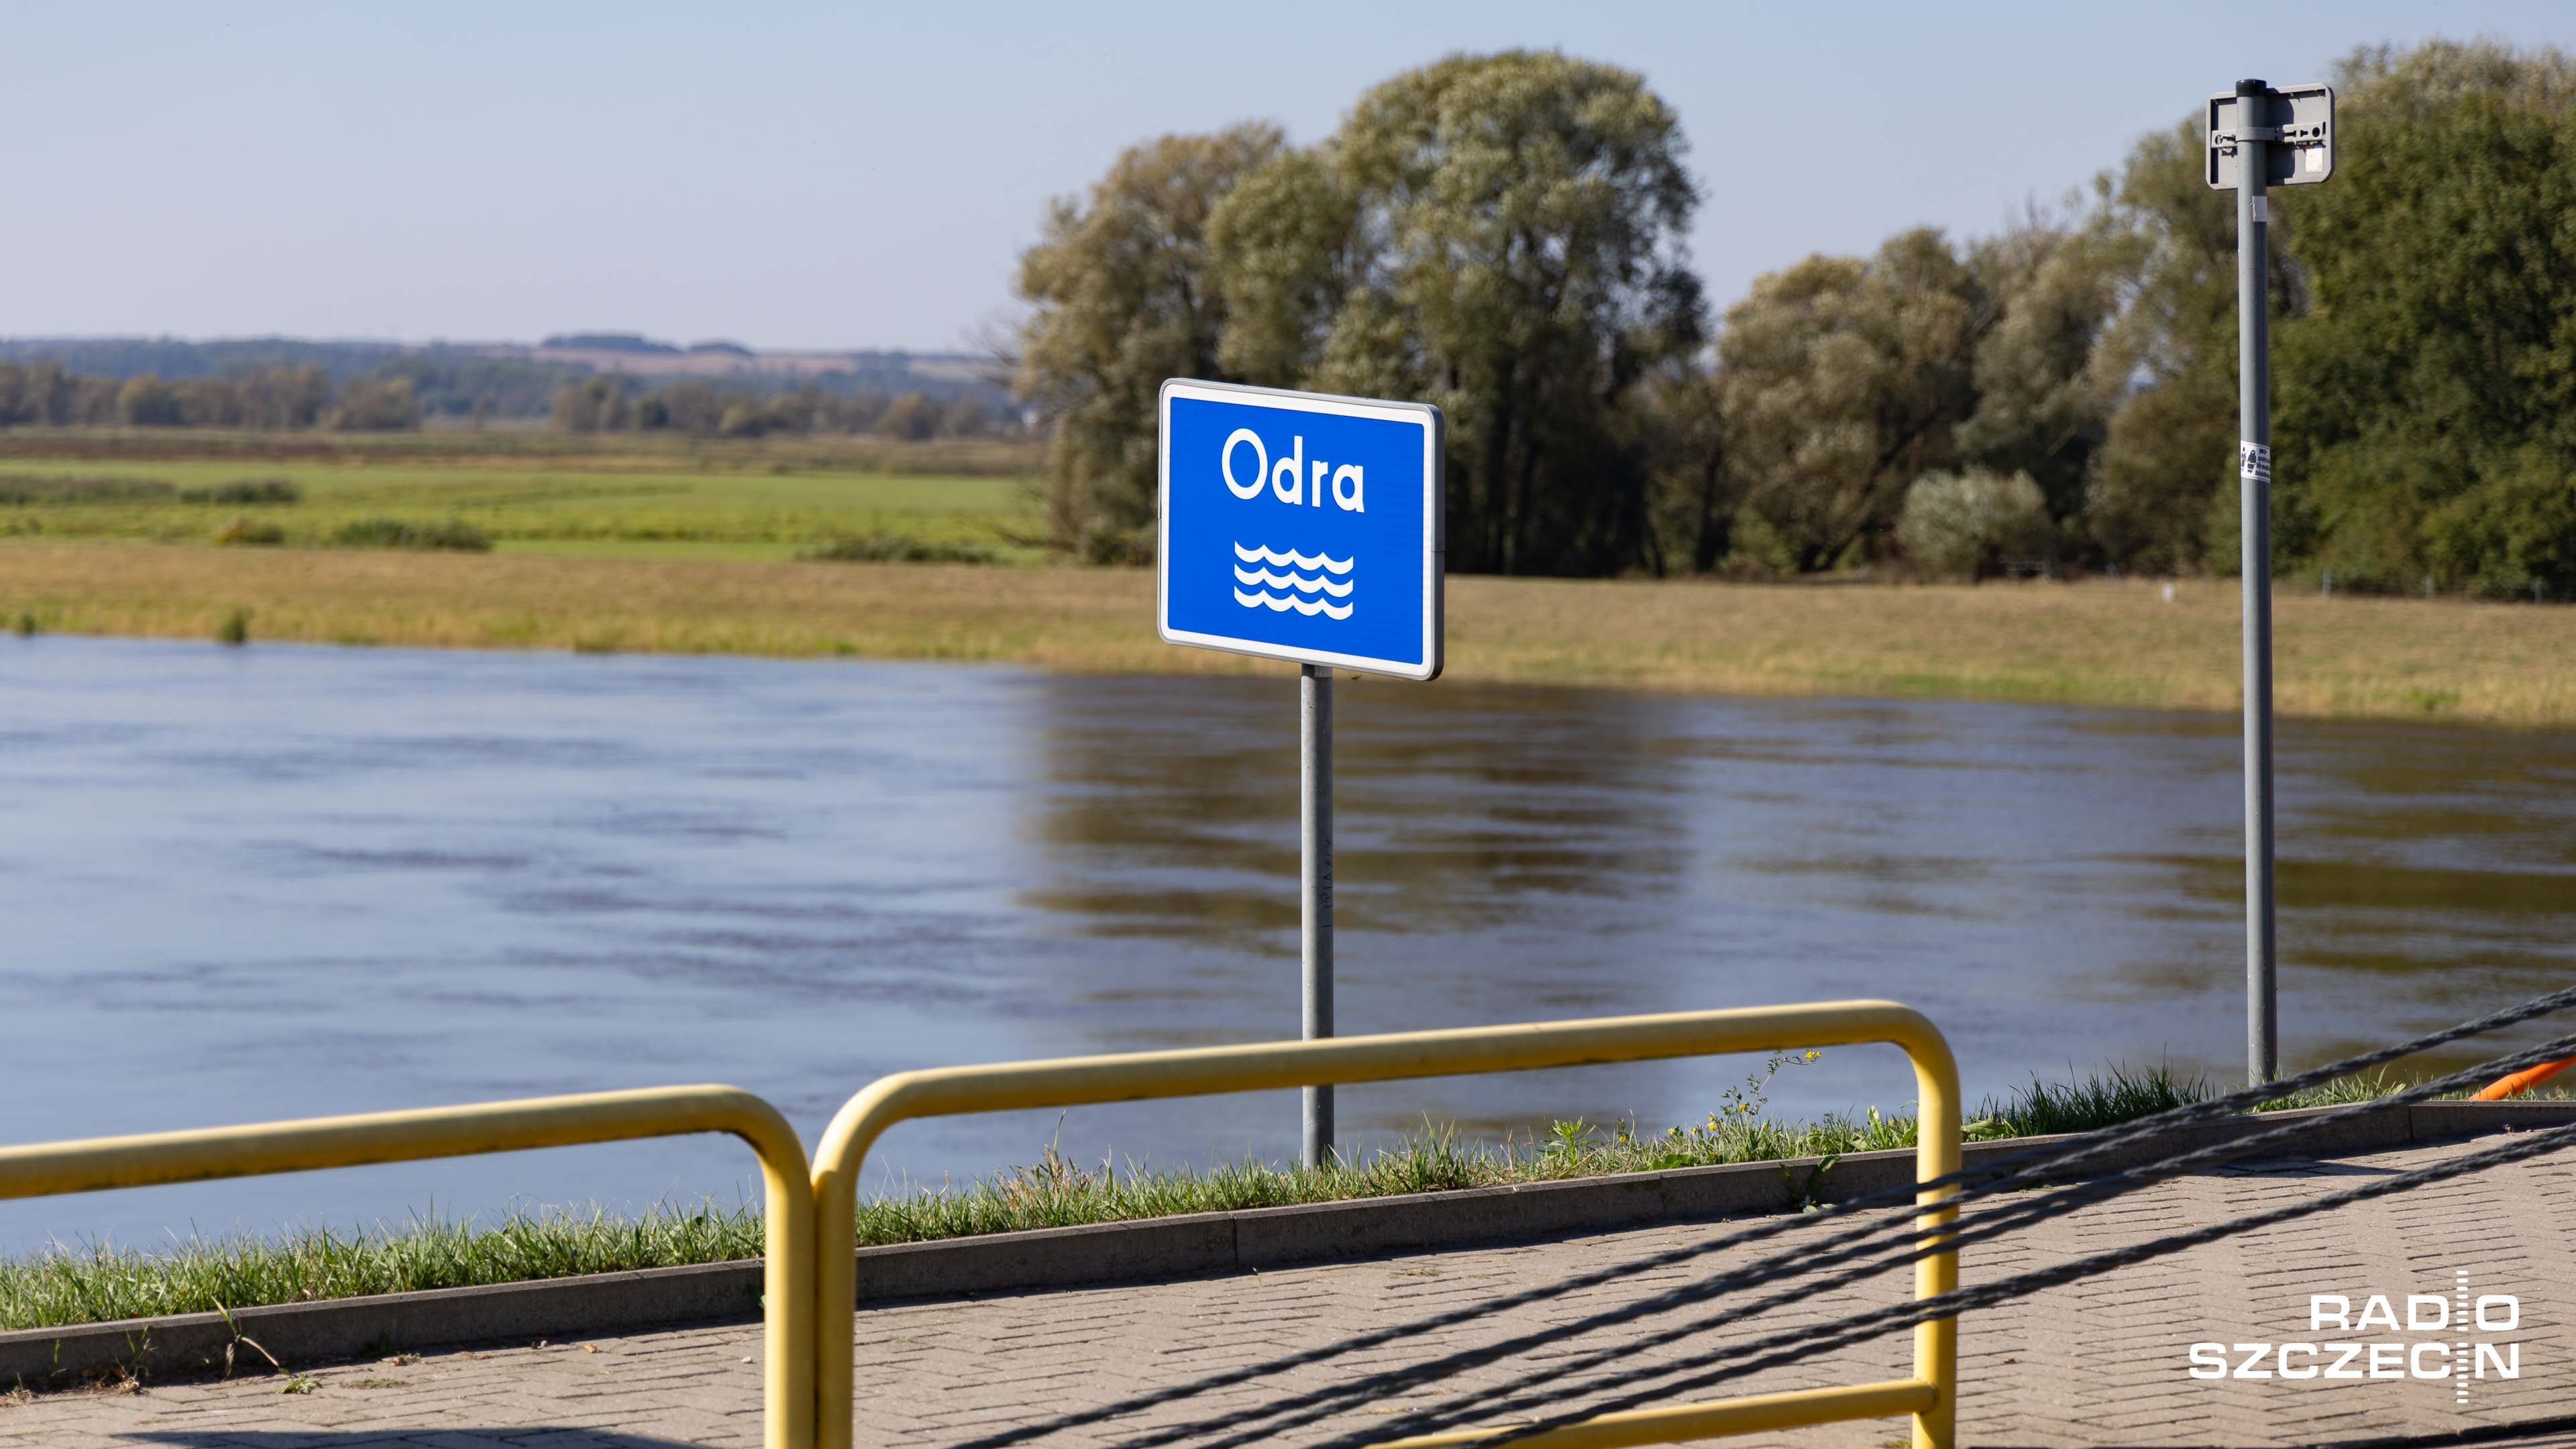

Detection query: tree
xmin=1898 ymin=468 xmax=2054 ymax=580
xmin=550 ymin=378 xmax=628 ymax=432
xmin=1209 ymin=52 xmax=1706 ymax=574
xmin=2083 ymin=40 xmax=2576 ymax=590
xmin=0 ymin=362 xmax=74 ymax=426
xmin=1205 ymin=148 xmax=1363 ymax=386
xmin=174 ymin=377 xmax=245 ymax=427
xmin=116 ymin=374 xmax=180 ymax=427
xmin=329 ymin=376 xmax=421 ymax=431
xmin=1718 ymin=229 xmax=1982 ymax=572
xmin=68 ymin=375 xmax=120 ymax=425
xmin=2079 ymin=115 xmax=2258 ymax=574
xmin=239 ymin=365 xmax=329 ymax=428
xmin=2273 ymin=42 xmax=2576 ymax=596
xmin=1633 ymin=367 xmax=1733 ymax=575
xmin=1016 ymin=122 xmax=1287 ymax=562
xmin=654 ymin=380 xmax=726 ymax=434
xmin=1958 ymin=206 xmax=2140 ymax=531
xmin=876 ymin=391 xmax=940 ymax=441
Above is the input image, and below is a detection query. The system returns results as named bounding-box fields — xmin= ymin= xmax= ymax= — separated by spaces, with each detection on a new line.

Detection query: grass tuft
xmin=1963 ymin=1064 xmax=2207 ymax=1140
xmin=2253 ymin=1067 xmax=2430 ymax=1111
xmin=0 ymin=1200 xmax=763 ymax=1332
xmin=214 ymin=608 xmax=250 ymax=645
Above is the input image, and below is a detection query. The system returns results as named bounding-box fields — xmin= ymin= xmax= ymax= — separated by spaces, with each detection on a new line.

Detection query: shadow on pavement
xmin=2228 ymin=1159 xmax=2406 ymax=1177
xmin=121 ymin=1434 xmax=706 ymax=1448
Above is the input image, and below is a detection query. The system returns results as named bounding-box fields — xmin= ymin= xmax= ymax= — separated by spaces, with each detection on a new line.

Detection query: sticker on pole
xmin=2241 ymin=441 xmax=2272 ymax=482
xmin=1157 ymin=379 xmax=1444 ymax=681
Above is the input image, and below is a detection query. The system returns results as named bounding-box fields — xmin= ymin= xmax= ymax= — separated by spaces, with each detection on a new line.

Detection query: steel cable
xmin=1114 ymin=1027 xmax=2576 ymax=1449
xmin=1334 ymin=1116 xmax=2576 ymax=1449
xmin=936 ymin=982 xmax=2576 ymax=1449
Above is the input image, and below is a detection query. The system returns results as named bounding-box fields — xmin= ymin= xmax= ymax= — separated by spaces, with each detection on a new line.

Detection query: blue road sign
xmin=1157 ymin=380 xmax=1444 ymax=681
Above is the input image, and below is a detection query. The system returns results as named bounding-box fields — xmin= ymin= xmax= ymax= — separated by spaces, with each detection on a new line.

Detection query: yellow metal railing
xmin=810 ymin=1000 xmax=1962 ymax=1449
xmin=0 ymin=1003 xmax=1960 ymax=1449
xmin=0 ymin=1085 xmax=815 ymax=1449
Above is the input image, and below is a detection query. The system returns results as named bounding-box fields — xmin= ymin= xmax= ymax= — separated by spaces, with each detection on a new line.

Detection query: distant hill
xmin=539 ymin=332 xmax=680 ymax=354
xmin=0 ymin=335 xmax=1014 ymax=421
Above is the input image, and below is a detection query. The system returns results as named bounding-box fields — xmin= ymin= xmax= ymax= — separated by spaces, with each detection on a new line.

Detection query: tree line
xmin=547 ymin=380 xmax=1016 ymax=439
xmin=0 ymin=360 xmax=1022 ymax=443
xmin=1016 ymin=40 xmax=2576 ymax=598
xmin=0 ymin=339 xmax=1022 ymax=429
xmin=0 ymin=362 xmax=422 ymax=431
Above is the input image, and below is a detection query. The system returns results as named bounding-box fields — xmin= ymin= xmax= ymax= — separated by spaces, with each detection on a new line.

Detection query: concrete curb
xmin=7 ymin=1098 xmax=2569 ymax=1387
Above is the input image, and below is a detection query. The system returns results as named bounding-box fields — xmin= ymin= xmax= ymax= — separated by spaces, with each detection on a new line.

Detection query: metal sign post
xmin=1157 ymin=378 xmax=1444 ymax=1168
xmin=2208 ymin=78 xmax=2332 ymax=1085
xmin=1299 ymin=663 xmax=1334 ymax=1162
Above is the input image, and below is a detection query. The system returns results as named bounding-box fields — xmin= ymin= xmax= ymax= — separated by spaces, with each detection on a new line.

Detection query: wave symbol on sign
xmin=1232 ymin=542 xmax=1354 ymax=619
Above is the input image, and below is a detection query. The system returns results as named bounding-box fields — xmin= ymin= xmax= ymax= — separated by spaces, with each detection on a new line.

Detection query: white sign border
xmin=1157 ymin=378 xmax=1444 ymax=682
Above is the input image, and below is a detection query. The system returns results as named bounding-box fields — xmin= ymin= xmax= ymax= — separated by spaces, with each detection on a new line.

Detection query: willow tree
xmin=1959 ymin=209 xmax=2139 ymax=529
xmin=1717 ymin=229 xmax=1983 ymax=572
xmin=1210 ymin=51 xmax=1706 ymax=575
xmin=1015 ymin=123 xmax=1287 ymax=562
xmin=2080 ymin=119 xmax=2246 ymax=574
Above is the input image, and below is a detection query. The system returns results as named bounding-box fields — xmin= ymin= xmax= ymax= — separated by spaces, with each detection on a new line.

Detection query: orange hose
xmin=2475 ymin=1057 xmax=2576 ymax=1100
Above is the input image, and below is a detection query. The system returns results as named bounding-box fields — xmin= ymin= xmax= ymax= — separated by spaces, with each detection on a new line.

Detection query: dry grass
xmin=6 ymin=541 xmax=2575 ymax=722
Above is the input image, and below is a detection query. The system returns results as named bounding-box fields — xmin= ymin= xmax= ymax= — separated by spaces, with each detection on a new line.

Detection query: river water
xmin=2 ymin=635 xmax=2571 ymax=1249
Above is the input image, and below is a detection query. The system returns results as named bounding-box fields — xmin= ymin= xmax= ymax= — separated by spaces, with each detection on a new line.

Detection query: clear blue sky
xmin=5 ymin=1 xmax=2569 ymax=351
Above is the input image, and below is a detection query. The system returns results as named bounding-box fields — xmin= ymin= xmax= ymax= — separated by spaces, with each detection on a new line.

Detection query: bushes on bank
xmin=211 ymin=516 xmax=285 ymax=547
xmin=801 ymin=533 xmax=999 ymax=564
xmin=1898 ymin=469 xmax=2055 ymax=581
xmin=179 ymin=478 xmax=301 ymax=505
xmin=331 ymin=517 xmax=491 ymax=551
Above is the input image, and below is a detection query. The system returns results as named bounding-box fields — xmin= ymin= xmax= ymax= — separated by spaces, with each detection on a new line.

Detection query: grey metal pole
xmin=2235 ymin=77 xmax=2278 ymax=1087
xmin=1299 ymin=663 xmax=1335 ymax=1168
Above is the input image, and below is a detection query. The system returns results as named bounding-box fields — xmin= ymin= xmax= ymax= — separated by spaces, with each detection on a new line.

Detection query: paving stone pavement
xmin=8 ymin=1132 xmax=2576 ymax=1448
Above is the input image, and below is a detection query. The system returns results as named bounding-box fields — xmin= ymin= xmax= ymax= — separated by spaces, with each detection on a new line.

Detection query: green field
xmin=0 ymin=431 xmax=1039 ymax=560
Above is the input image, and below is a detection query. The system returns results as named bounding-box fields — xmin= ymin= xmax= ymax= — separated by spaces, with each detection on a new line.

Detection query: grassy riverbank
xmin=9 ymin=541 xmax=2576 ymax=724
xmin=5 ymin=430 xmax=2575 ymax=722
xmin=0 ymin=1067 xmax=2441 ymax=1332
